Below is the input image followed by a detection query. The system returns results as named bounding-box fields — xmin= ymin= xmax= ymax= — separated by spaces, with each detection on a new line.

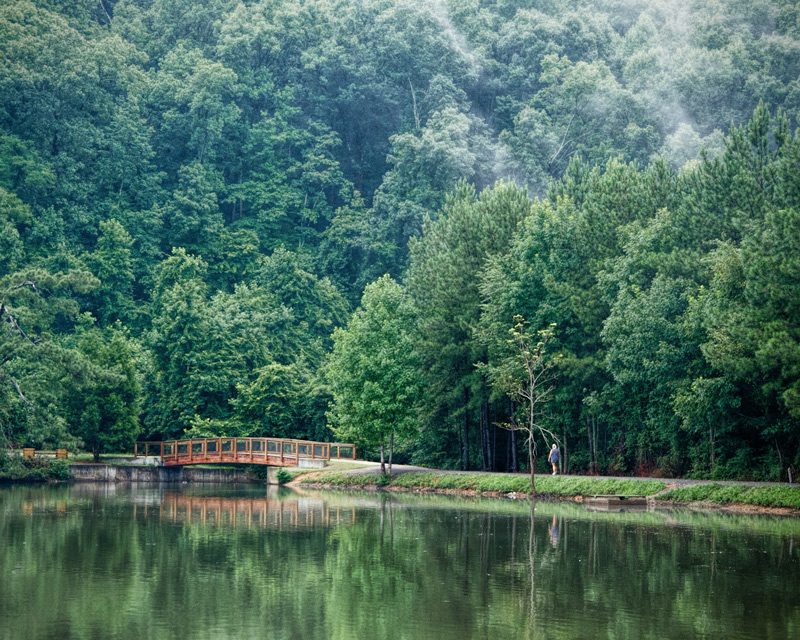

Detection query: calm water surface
xmin=1 ymin=483 xmax=798 ymax=640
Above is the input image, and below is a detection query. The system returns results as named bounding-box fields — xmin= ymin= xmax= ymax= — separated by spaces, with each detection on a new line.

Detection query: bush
xmin=0 ymin=453 xmax=27 ymax=480
xmin=276 ymin=468 xmax=293 ymax=484
xmin=49 ymin=459 xmax=72 ymax=480
xmin=0 ymin=452 xmax=74 ymax=482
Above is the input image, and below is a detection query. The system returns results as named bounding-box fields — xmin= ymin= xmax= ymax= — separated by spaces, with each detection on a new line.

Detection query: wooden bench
xmin=19 ymin=448 xmax=68 ymax=459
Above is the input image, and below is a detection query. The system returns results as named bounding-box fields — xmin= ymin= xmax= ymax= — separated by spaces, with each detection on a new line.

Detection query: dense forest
xmin=1 ymin=0 xmax=799 ymax=479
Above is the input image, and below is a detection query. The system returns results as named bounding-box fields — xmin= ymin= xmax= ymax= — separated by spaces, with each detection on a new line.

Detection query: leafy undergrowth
xmin=660 ymin=484 xmax=800 ymax=509
xmin=0 ymin=454 xmax=72 ymax=482
xmin=300 ymin=471 xmax=666 ymax=497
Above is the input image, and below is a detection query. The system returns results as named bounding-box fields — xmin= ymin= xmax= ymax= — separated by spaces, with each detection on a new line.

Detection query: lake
xmin=1 ymin=483 xmax=798 ymax=639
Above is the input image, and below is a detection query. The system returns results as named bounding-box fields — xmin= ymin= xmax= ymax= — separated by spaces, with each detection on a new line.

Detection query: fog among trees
xmin=2 ymin=0 xmax=799 ymax=479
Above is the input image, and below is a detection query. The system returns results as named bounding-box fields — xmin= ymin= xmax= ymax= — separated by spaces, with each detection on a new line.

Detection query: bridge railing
xmin=134 ymin=437 xmax=356 ymax=466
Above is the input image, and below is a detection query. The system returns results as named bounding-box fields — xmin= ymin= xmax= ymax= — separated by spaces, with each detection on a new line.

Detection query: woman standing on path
xmin=548 ymin=444 xmax=559 ymax=475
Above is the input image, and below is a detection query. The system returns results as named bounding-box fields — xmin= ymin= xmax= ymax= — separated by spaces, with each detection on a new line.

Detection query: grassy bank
xmin=659 ymin=483 xmax=800 ymax=510
xmin=298 ymin=471 xmax=667 ymax=498
xmin=297 ymin=469 xmax=800 ymax=511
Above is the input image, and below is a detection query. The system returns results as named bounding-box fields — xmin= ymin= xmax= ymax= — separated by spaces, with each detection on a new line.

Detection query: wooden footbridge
xmin=134 ymin=437 xmax=355 ymax=467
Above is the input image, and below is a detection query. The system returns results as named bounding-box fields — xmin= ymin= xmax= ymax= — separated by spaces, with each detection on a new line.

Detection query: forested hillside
xmin=1 ymin=0 xmax=799 ymax=478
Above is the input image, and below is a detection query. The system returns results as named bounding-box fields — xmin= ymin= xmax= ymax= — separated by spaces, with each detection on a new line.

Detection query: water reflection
xmin=14 ymin=483 xmax=358 ymax=530
xmin=548 ymin=514 xmax=559 ymax=547
xmin=147 ymin=491 xmax=357 ymax=529
xmin=1 ymin=484 xmax=798 ymax=640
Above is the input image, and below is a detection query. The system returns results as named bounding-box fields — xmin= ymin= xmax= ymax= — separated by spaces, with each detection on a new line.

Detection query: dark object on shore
xmin=585 ymin=494 xmax=648 ymax=508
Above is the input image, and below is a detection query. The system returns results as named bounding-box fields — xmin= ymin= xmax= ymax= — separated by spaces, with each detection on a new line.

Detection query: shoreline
xmin=3 ymin=461 xmax=798 ymax=516
xmin=292 ymin=466 xmax=800 ymax=516
xmin=293 ymin=480 xmax=800 ymax=516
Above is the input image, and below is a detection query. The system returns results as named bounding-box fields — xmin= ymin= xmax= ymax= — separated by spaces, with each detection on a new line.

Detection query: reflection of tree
xmin=379 ymin=493 xmax=394 ymax=544
xmin=528 ymin=500 xmax=537 ymax=640
xmin=2 ymin=487 xmax=800 ymax=640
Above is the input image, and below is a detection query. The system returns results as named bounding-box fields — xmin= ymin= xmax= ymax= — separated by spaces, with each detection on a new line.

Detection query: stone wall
xmin=69 ymin=464 xmax=277 ymax=484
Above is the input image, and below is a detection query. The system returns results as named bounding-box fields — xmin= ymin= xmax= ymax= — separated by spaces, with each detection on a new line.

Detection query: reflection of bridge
xmin=134 ymin=437 xmax=355 ymax=467
xmin=146 ymin=492 xmax=356 ymax=529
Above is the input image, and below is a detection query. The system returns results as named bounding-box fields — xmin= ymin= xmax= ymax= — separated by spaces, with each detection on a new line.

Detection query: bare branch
xmin=0 ymin=303 xmax=37 ymax=346
xmin=548 ymin=112 xmax=576 ymax=170
xmin=409 ymin=78 xmax=420 ymax=131
xmin=98 ymin=0 xmax=113 ymax=25
xmin=11 ymin=280 xmax=40 ymax=295
xmin=7 ymin=375 xmax=34 ymax=409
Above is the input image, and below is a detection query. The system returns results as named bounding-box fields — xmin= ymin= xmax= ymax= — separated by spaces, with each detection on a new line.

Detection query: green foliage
xmin=61 ymin=328 xmax=142 ymax=461
xmin=1 ymin=0 xmax=799 ymax=477
xmin=0 ymin=453 xmax=73 ymax=482
xmin=407 ymin=181 xmax=532 ymax=470
xmin=275 ymin=467 xmax=293 ymax=484
xmin=327 ymin=275 xmax=421 ymax=461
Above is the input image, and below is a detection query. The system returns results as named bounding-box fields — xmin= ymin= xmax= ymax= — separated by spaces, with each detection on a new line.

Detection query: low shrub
xmin=0 ymin=452 xmax=74 ymax=482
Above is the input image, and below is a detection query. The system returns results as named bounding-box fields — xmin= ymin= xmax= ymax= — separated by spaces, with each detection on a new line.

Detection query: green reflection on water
xmin=1 ymin=484 xmax=798 ymax=640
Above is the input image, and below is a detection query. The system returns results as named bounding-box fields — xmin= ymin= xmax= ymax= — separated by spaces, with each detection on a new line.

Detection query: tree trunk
xmin=480 ymin=401 xmax=491 ymax=471
xmin=93 ymin=447 xmax=100 ymax=463
xmin=594 ymin=417 xmax=600 ymax=474
xmin=462 ymin=388 xmax=470 ymax=471
xmin=511 ymin=430 xmax=518 ymax=473
xmin=587 ymin=416 xmax=599 ymax=474
xmin=509 ymin=400 xmax=519 ymax=473
xmin=528 ymin=499 xmax=536 ymax=628
xmin=380 ymin=443 xmax=386 ymax=475
xmin=459 ymin=420 xmax=464 ymax=471
xmin=492 ymin=422 xmax=497 ymax=471
xmin=480 ymin=423 xmax=488 ymax=472
xmin=388 ymin=432 xmax=394 ymax=476
xmin=774 ymin=438 xmax=783 ymax=473
xmin=528 ymin=435 xmax=536 ymax=495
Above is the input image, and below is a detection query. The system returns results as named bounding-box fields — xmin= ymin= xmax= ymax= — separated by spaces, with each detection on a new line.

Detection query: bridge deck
xmin=135 ymin=437 xmax=355 ymax=467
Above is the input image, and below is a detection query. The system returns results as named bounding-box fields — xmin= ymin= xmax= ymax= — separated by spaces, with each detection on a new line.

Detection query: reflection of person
xmin=548 ymin=515 xmax=559 ymax=547
xmin=547 ymin=443 xmax=559 ymax=475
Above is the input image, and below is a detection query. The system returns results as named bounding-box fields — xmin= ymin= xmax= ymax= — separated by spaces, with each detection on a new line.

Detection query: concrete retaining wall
xmin=297 ymin=458 xmax=327 ymax=469
xmin=70 ymin=464 xmax=275 ymax=484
